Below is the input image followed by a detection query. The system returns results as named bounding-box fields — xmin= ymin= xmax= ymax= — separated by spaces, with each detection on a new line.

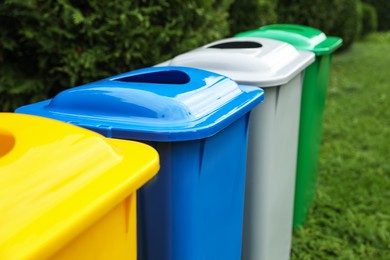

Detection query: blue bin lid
xmin=16 ymin=66 xmax=264 ymax=142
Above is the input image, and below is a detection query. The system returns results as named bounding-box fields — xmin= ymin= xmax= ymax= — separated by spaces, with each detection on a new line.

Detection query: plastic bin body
xmin=236 ymin=24 xmax=342 ymax=227
xmin=0 ymin=113 xmax=159 ymax=260
xmin=16 ymin=67 xmax=264 ymax=260
xmin=139 ymin=118 xmax=248 ymax=260
xmin=166 ymin=37 xmax=314 ymax=260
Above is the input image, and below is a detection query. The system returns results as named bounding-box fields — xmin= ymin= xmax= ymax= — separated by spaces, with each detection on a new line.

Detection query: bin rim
xmin=16 ymin=66 xmax=264 ymax=142
xmin=235 ymin=24 xmax=343 ymax=55
xmin=313 ymin=36 xmax=343 ymax=55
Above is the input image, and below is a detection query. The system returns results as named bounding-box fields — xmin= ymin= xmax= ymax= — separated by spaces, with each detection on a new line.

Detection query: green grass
xmin=291 ymin=32 xmax=390 ymax=259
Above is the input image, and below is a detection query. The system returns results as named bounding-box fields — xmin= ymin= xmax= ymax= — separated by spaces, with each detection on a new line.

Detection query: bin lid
xmin=0 ymin=113 xmax=159 ymax=260
xmin=235 ymin=24 xmax=343 ymax=55
xmin=16 ymin=67 xmax=264 ymax=142
xmin=168 ymin=37 xmax=314 ymax=87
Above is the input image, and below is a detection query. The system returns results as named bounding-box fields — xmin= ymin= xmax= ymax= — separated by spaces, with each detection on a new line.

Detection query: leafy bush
xmin=363 ymin=0 xmax=390 ymax=31
xmin=228 ymin=0 xmax=277 ymax=35
xmin=276 ymin=0 xmax=362 ymax=50
xmin=0 ymin=0 xmax=232 ymax=111
xmin=360 ymin=2 xmax=378 ymax=37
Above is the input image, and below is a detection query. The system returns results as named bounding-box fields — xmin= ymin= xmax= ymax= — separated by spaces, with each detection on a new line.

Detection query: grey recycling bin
xmin=161 ymin=37 xmax=314 ymax=260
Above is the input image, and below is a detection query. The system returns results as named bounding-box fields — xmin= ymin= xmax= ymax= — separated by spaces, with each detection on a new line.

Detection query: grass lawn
xmin=291 ymin=32 xmax=390 ymax=259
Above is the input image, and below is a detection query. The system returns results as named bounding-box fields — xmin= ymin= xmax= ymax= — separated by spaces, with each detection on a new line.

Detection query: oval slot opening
xmin=115 ymin=70 xmax=190 ymax=84
xmin=0 ymin=130 xmax=15 ymax=157
xmin=208 ymin=41 xmax=262 ymax=49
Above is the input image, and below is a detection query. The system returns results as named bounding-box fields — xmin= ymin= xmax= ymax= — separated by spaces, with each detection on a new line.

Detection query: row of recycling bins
xmin=0 ymin=24 xmax=342 ymax=260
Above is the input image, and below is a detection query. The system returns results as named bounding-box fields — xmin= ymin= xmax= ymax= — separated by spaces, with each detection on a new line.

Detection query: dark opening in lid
xmin=208 ymin=41 xmax=262 ymax=49
xmin=114 ymin=70 xmax=190 ymax=84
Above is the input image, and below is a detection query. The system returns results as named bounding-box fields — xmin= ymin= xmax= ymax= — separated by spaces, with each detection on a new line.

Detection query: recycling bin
xmin=165 ymin=37 xmax=314 ymax=260
xmin=236 ymin=24 xmax=343 ymax=227
xmin=0 ymin=113 xmax=159 ymax=260
xmin=16 ymin=66 xmax=264 ymax=260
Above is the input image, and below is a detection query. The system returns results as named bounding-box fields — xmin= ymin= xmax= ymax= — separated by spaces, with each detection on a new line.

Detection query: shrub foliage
xmin=1 ymin=0 xmax=371 ymax=111
xmin=363 ymin=0 xmax=390 ymax=31
xmin=0 ymin=0 xmax=232 ymax=111
xmin=360 ymin=2 xmax=378 ymax=37
xmin=228 ymin=0 xmax=277 ymax=35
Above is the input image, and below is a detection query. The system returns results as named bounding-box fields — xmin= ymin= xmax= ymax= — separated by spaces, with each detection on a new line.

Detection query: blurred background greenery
xmin=0 ymin=0 xmax=387 ymax=111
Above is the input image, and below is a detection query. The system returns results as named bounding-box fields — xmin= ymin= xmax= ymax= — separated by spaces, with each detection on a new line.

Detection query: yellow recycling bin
xmin=0 ymin=113 xmax=159 ymax=260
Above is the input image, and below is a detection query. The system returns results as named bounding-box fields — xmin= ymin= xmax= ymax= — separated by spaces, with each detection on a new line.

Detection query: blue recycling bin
xmin=16 ymin=66 xmax=264 ymax=260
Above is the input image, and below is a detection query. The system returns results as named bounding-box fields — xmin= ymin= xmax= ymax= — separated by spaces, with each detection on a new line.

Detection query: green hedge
xmin=363 ymin=0 xmax=390 ymax=31
xmin=0 ymin=0 xmax=232 ymax=111
xmin=360 ymin=2 xmax=378 ymax=37
xmin=1 ymin=0 xmax=368 ymax=111
xmin=276 ymin=0 xmax=362 ymax=50
xmin=228 ymin=0 xmax=277 ymax=35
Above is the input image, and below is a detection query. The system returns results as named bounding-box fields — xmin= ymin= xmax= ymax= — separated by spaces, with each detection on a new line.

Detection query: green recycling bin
xmin=236 ymin=24 xmax=342 ymax=227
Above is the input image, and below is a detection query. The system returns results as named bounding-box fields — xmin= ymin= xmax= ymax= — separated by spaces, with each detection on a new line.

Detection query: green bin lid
xmin=235 ymin=24 xmax=342 ymax=55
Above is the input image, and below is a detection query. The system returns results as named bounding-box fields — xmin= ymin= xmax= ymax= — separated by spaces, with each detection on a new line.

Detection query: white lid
xmin=169 ymin=37 xmax=315 ymax=87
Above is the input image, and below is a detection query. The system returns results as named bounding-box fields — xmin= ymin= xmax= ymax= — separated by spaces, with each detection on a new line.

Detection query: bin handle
xmin=0 ymin=129 xmax=15 ymax=157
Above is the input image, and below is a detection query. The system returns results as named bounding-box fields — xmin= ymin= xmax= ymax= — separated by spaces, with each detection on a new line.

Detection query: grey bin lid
xmin=169 ymin=37 xmax=315 ymax=87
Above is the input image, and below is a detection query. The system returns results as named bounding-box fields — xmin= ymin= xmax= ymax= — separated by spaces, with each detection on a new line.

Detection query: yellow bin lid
xmin=0 ymin=113 xmax=159 ymax=259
